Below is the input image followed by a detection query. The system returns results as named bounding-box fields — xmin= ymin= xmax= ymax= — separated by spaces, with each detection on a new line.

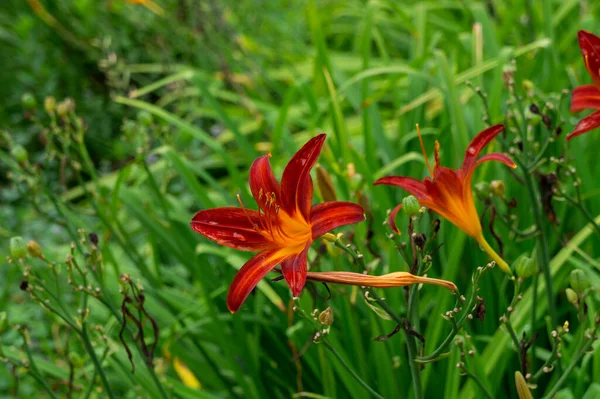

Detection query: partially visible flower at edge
xmin=190 ymin=134 xmax=365 ymax=313
xmin=374 ymin=124 xmax=516 ymax=274
xmin=569 ymin=30 xmax=600 ymax=140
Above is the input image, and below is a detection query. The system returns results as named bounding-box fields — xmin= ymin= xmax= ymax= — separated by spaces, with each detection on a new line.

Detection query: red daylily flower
xmin=569 ymin=30 xmax=600 ymax=140
xmin=374 ymin=125 xmax=516 ymax=274
xmin=190 ymin=134 xmax=365 ymax=312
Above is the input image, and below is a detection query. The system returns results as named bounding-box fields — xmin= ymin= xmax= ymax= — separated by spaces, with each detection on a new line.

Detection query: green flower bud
xmin=0 ymin=312 xmax=8 ymax=333
xmin=570 ymin=270 xmax=589 ymax=294
xmin=402 ymin=195 xmax=420 ymax=217
xmin=44 ymin=96 xmax=56 ymax=114
xmin=515 ymin=254 xmax=536 ymax=279
xmin=21 ymin=93 xmax=37 ymax=110
xmin=521 ymin=80 xmax=534 ymax=94
xmin=10 ymin=236 xmax=27 ymax=259
xmin=137 ymin=110 xmax=153 ymax=127
xmin=27 ymin=240 xmax=44 ymax=259
xmin=318 ymin=307 xmax=334 ymax=327
xmin=565 ymin=288 xmax=578 ymax=305
xmin=11 ymin=145 xmax=28 ymax=163
xmin=69 ymin=351 xmax=86 ymax=368
xmin=490 ymin=180 xmax=506 ymax=197
xmin=475 ymin=182 xmax=491 ymax=198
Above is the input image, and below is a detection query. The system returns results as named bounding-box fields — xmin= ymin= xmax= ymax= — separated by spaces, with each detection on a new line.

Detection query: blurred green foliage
xmin=1 ymin=0 xmax=600 ymax=398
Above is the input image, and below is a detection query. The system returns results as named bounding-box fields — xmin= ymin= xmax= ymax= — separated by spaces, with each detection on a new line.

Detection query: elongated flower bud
xmin=10 ymin=237 xmax=27 ymax=259
xmin=304 ymin=270 xmax=456 ymax=292
xmin=570 ymin=270 xmax=589 ymax=294
xmin=402 ymin=195 xmax=420 ymax=217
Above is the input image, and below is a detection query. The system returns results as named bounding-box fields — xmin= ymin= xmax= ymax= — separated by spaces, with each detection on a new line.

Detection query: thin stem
xmin=522 ymin=170 xmax=556 ymax=326
xmin=542 ymin=331 xmax=597 ymax=399
xmin=322 ymin=340 xmax=384 ymax=399
xmin=21 ymin=331 xmax=59 ymax=399
xmin=405 ymin=333 xmax=423 ymax=399
xmin=462 ymin=367 xmax=493 ymax=399
xmin=80 ymin=327 xmax=116 ymax=399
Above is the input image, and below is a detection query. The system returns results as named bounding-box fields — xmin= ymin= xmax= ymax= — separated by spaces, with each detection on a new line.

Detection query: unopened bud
xmin=27 ymin=240 xmax=43 ymax=258
xmin=402 ymin=195 xmax=420 ymax=217
xmin=69 ymin=351 xmax=86 ymax=368
xmin=490 ymin=180 xmax=506 ymax=197
xmin=11 ymin=145 xmax=28 ymax=163
xmin=570 ymin=269 xmax=589 ymax=294
xmin=21 ymin=93 xmax=37 ymax=110
xmin=521 ymin=80 xmax=534 ymax=94
xmin=56 ymin=98 xmax=75 ymax=117
xmin=10 ymin=237 xmax=27 ymax=259
xmin=515 ymin=254 xmax=536 ymax=279
xmin=316 ymin=165 xmax=337 ymax=202
xmin=565 ymin=288 xmax=578 ymax=305
xmin=44 ymin=96 xmax=56 ymax=114
xmin=515 ymin=371 xmax=533 ymax=399
xmin=318 ymin=307 xmax=334 ymax=327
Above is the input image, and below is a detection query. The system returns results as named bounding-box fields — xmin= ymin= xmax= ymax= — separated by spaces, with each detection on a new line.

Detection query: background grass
xmin=1 ymin=0 xmax=600 ymax=398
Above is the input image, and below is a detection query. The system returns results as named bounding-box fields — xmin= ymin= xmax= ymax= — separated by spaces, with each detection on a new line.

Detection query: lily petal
xmin=461 ymin=124 xmax=505 ymax=172
xmin=578 ymin=30 xmax=600 ymax=87
xmin=571 ymin=84 xmax=600 ymax=112
xmin=280 ymin=244 xmax=310 ymax=297
xmin=190 ymin=208 xmax=271 ymax=251
xmin=227 ymin=249 xmax=291 ymax=312
xmin=281 ymin=134 xmax=326 ymax=220
xmin=387 ymin=203 xmax=403 ymax=234
xmin=474 ymin=153 xmax=517 ymax=169
xmin=310 ymin=201 xmax=365 ymax=238
xmin=374 ymin=176 xmax=429 ymax=199
xmin=249 ymin=155 xmax=281 ymax=209
xmin=567 ymin=110 xmax=600 ymax=140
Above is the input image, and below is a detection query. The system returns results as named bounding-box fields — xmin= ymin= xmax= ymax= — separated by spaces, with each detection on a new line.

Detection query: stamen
xmin=416 ymin=124 xmax=434 ymax=177
xmin=236 ymin=194 xmax=259 ymax=229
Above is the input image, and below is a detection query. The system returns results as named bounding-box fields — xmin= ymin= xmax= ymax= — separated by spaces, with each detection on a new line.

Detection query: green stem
xmin=462 ymin=367 xmax=493 ymax=399
xmin=322 ymin=340 xmax=384 ymax=399
xmin=542 ymin=331 xmax=597 ymax=399
xmin=80 ymin=327 xmax=116 ymax=399
xmin=522 ymin=170 xmax=556 ymax=327
xmin=405 ymin=333 xmax=423 ymax=399
xmin=21 ymin=333 xmax=59 ymax=399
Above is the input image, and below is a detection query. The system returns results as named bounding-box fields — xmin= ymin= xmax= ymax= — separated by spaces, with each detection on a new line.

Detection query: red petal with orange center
xmin=227 ymin=249 xmax=291 ymax=312
xmin=249 ymin=155 xmax=281 ymax=210
xmin=280 ymin=244 xmax=310 ymax=297
xmin=310 ymin=201 xmax=365 ymax=239
xmin=190 ymin=208 xmax=272 ymax=251
xmin=570 ymin=84 xmax=600 ymax=112
xmin=280 ymin=134 xmax=326 ymax=220
xmin=567 ymin=110 xmax=600 ymax=140
xmin=578 ymin=30 xmax=600 ymax=87
xmin=373 ymin=176 xmax=429 ymax=199
xmin=461 ymin=124 xmax=505 ymax=173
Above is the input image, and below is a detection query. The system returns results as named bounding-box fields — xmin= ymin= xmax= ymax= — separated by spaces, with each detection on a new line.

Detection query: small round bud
xmin=27 ymin=240 xmax=43 ymax=258
xmin=10 ymin=236 xmax=28 ymax=259
xmin=515 ymin=254 xmax=536 ymax=279
xmin=57 ymin=98 xmax=74 ymax=117
xmin=565 ymin=288 xmax=578 ymax=305
xmin=21 ymin=93 xmax=37 ymax=110
xmin=570 ymin=269 xmax=589 ymax=294
xmin=475 ymin=182 xmax=492 ymax=198
xmin=137 ymin=110 xmax=153 ymax=127
xmin=0 ymin=312 xmax=8 ymax=333
xmin=521 ymin=80 xmax=534 ymax=93
xmin=318 ymin=306 xmax=334 ymax=327
xmin=44 ymin=96 xmax=56 ymax=114
xmin=11 ymin=145 xmax=28 ymax=163
xmin=490 ymin=180 xmax=506 ymax=197
xmin=69 ymin=351 xmax=86 ymax=368
xmin=402 ymin=195 xmax=420 ymax=217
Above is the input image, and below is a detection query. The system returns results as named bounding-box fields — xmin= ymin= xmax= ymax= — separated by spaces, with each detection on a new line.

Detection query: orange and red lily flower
xmin=191 ymin=134 xmax=365 ymax=312
xmin=569 ymin=30 xmax=600 ymax=140
xmin=374 ymin=124 xmax=516 ymax=274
